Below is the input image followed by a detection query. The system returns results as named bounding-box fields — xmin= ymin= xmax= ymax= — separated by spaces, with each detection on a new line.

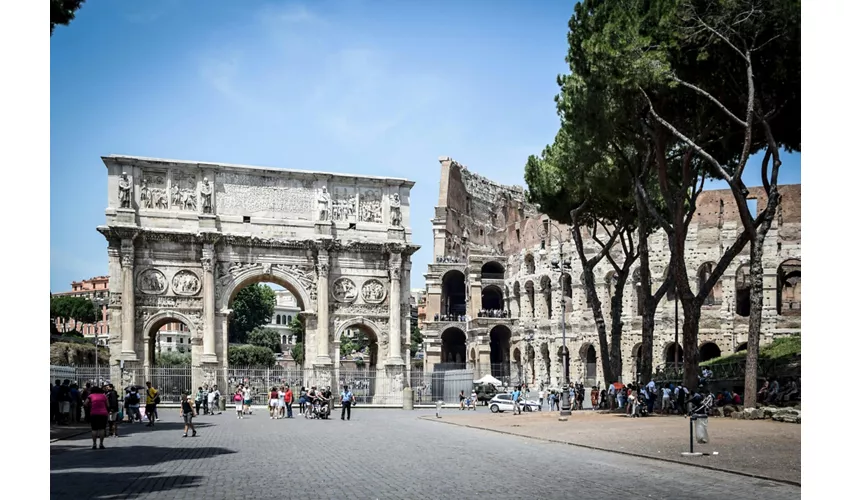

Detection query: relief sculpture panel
xmin=141 ymin=171 xmax=168 ymax=209
xmin=171 ymin=171 xmax=198 ymax=211
xmin=215 ymin=172 xmax=312 ymax=218
xmin=172 ymin=270 xmax=201 ymax=296
xmin=359 ymin=188 xmax=383 ymax=223
xmin=332 ymin=187 xmax=357 ymax=222
xmin=361 ymin=279 xmax=386 ymax=304
xmin=333 ymin=277 xmax=358 ymax=303
xmin=137 ymin=269 xmax=168 ymax=295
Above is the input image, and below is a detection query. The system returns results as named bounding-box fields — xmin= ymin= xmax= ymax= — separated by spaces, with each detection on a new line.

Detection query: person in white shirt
xmin=661 ymin=386 xmax=672 ymax=413
xmin=608 ymin=383 xmax=616 ymax=410
xmin=207 ymin=386 xmax=221 ymax=415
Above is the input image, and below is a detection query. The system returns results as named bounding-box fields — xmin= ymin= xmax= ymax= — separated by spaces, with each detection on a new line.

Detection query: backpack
xmin=151 ymin=390 xmax=161 ymax=404
xmin=128 ymin=393 xmax=140 ymax=405
xmin=234 ymin=393 xmax=243 ymax=402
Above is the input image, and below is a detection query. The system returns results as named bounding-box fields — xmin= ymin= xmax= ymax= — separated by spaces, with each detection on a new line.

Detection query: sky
xmin=50 ymin=0 xmax=801 ymax=293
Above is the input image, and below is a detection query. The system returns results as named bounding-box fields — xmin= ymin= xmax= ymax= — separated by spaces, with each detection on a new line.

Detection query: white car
xmin=489 ymin=393 xmax=541 ymax=413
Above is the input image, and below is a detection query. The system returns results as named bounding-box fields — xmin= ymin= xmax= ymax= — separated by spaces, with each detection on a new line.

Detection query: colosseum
xmin=420 ymin=157 xmax=801 ymax=389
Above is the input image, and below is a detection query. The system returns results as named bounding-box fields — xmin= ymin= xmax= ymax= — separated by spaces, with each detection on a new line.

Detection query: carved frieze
xmin=141 ymin=171 xmax=168 ymax=209
xmin=137 ymin=269 xmax=168 ymax=294
xmin=361 ymin=279 xmax=386 ymax=304
xmin=359 ymin=188 xmax=383 ymax=223
xmin=331 ymin=302 xmax=390 ymax=316
xmin=135 ymin=295 xmax=203 ymax=310
xmin=109 ymin=292 xmax=122 ymax=306
xmin=215 ymin=172 xmax=311 ymax=218
xmin=333 ymin=277 xmax=358 ymax=303
xmin=171 ymin=171 xmax=198 ymax=211
xmin=172 ymin=270 xmax=201 ymax=295
xmin=332 ymin=187 xmax=357 ymax=222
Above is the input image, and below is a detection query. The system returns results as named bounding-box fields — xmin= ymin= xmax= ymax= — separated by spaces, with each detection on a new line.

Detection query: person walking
xmin=340 ymin=385 xmax=354 ymax=421
xmin=85 ymin=386 xmax=109 ymax=449
xmin=269 ymin=387 xmax=279 ymax=419
xmin=511 ymin=386 xmax=522 ymax=415
xmin=277 ymin=386 xmax=286 ymax=418
xmin=81 ymin=383 xmax=92 ymax=423
xmin=105 ymin=383 xmax=120 ymax=437
xmin=243 ymin=386 xmax=253 ymax=415
xmin=145 ymin=381 xmax=159 ymax=427
xmin=207 ymin=385 xmax=221 ymax=415
xmin=69 ymin=383 xmax=80 ymax=423
xmin=298 ymin=386 xmax=307 ymax=415
xmin=126 ymin=387 xmax=142 ymax=423
xmin=194 ymin=387 xmax=205 ymax=416
xmin=234 ymin=388 xmax=244 ymax=419
xmin=284 ymin=385 xmax=294 ymax=418
xmin=180 ymin=393 xmax=197 ymax=438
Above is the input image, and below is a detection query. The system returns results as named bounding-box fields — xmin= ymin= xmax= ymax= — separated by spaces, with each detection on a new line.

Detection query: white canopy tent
xmin=473 ymin=375 xmax=504 ymax=387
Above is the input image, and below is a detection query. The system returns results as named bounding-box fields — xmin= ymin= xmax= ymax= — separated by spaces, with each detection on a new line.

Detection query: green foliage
xmin=290 ymin=342 xmax=304 ymax=366
xmin=51 ymin=0 xmax=85 ymax=36
xmin=50 ymin=341 xmax=109 ymax=365
xmin=51 ymin=295 xmax=98 ymax=329
xmin=409 ymin=326 xmax=423 ymax=358
xmin=157 ymin=351 xmax=191 ymax=366
xmin=699 ymin=336 xmax=801 ymax=367
xmin=228 ymin=345 xmax=277 ymax=367
xmin=288 ymin=315 xmax=304 ymax=343
xmin=247 ymin=327 xmax=282 ymax=352
xmin=230 ymin=284 xmax=276 ymax=344
xmin=340 ymin=329 xmax=371 ymax=358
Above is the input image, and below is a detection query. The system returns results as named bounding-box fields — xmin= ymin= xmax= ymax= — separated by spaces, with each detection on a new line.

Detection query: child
xmin=234 ymin=388 xmax=244 ymax=419
xmin=180 ymin=393 xmax=197 ymax=437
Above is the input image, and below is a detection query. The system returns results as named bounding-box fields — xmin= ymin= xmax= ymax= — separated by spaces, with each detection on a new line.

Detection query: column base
xmin=198 ymin=214 xmax=218 ymax=230
xmin=314 ymin=355 xmax=333 ymax=366
xmin=201 ymin=354 xmax=218 ymax=364
xmin=115 ymin=208 xmax=137 ymax=226
xmin=314 ymin=221 xmax=333 ymax=236
xmin=120 ymin=351 xmax=139 ymax=362
xmin=384 ymin=356 xmax=405 ymax=366
xmin=387 ymin=226 xmax=405 ymax=241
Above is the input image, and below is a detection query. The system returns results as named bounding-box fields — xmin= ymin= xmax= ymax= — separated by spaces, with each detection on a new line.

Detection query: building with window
xmin=265 ymin=289 xmax=302 ymax=351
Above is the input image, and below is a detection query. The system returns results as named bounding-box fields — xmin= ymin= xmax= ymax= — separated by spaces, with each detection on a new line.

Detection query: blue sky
xmin=50 ymin=0 xmax=801 ymax=292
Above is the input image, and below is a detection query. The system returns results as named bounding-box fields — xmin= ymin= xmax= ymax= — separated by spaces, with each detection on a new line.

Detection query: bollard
xmin=436 ymin=400 xmax=443 ymax=418
xmin=681 ymin=413 xmax=708 ymax=456
xmin=220 ymin=396 xmax=226 ymax=412
xmin=403 ymin=387 xmax=414 ymax=410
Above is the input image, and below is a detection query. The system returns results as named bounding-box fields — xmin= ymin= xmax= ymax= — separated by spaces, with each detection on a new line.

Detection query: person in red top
xmin=85 ymin=386 xmax=110 ymax=450
xmin=283 ymin=385 xmax=294 ymax=418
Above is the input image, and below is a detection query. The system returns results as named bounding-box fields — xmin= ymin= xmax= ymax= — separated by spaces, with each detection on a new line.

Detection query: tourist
xmin=661 ymin=385 xmax=672 ymax=414
xmin=125 ymin=387 xmax=142 ymax=423
xmin=278 ymin=385 xmax=287 ymax=417
xmin=646 ymin=379 xmax=657 ymax=413
xmin=511 ymin=386 xmax=522 ymax=415
xmin=81 ymin=383 xmax=92 ymax=423
xmin=69 ymin=383 xmax=80 ymax=423
xmin=194 ymin=387 xmax=205 ymax=415
xmin=243 ymin=386 xmax=253 ymax=415
xmin=731 ymin=391 xmax=742 ymax=405
xmin=617 ymin=387 xmax=627 ymax=410
xmin=781 ymin=378 xmax=799 ymax=402
xmin=234 ymin=388 xmax=245 ymax=419
xmin=628 ymin=389 xmax=639 ymax=417
xmin=298 ymin=386 xmax=307 ymax=415
xmin=459 ymin=390 xmax=466 ymax=410
xmin=548 ymin=391 xmax=556 ymax=411
xmin=675 ymin=384 xmax=688 ymax=415
xmin=767 ymin=378 xmax=780 ymax=403
xmin=590 ymin=386 xmax=599 ymax=410
xmin=207 ymin=385 xmax=221 ymax=414
xmin=607 ymin=382 xmax=616 ymax=410
xmin=179 ymin=392 xmax=197 ymax=438
xmin=599 ymin=388 xmax=607 ymax=410
xmin=283 ymin=385 xmax=294 ymax=418
xmin=144 ymin=381 xmax=159 ymax=427
xmin=269 ymin=387 xmax=279 ymax=419
xmin=469 ymin=390 xmax=477 ymax=410
xmin=340 ymin=385 xmax=354 ymax=420
xmin=757 ymin=380 xmax=770 ymax=403
xmin=85 ymin=386 xmax=109 ymax=449
xmin=105 ymin=383 xmax=120 ymax=437
xmin=538 ymin=386 xmax=545 ymax=409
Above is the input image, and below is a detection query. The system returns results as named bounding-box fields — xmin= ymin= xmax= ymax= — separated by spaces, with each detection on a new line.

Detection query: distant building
xmin=265 ymin=289 xmax=302 ymax=352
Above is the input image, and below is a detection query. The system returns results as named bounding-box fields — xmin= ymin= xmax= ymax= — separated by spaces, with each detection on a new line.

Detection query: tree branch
xmin=672 ymin=76 xmax=746 ymax=127
xmin=695 ymin=13 xmax=747 ymax=60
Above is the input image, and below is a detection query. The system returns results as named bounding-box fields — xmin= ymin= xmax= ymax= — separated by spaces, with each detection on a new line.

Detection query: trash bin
xmin=694 ymin=414 xmax=709 ymax=444
xmin=436 ymin=400 xmax=443 ymax=418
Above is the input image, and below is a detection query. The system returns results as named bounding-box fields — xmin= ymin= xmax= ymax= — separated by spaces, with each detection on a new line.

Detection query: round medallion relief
xmin=332 ymin=277 xmax=358 ymax=303
xmin=361 ymin=279 xmax=387 ymax=304
xmin=137 ymin=269 xmax=168 ymax=295
xmin=172 ymin=270 xmax=201 ymax=296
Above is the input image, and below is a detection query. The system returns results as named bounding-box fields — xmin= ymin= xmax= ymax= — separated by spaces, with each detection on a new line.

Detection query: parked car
xmin=488 ymin=393 xmax=541 ymax=413
xmin=473 ymin=383 xmax=499 ymax=404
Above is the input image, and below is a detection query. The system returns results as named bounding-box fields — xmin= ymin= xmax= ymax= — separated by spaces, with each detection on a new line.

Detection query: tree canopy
xmin=51 ymin=0 xmax=85 ymax=36
xmin=228 ymin=345 xmax=277 ymax=367
xmin=229 ymin=284 xmax=276 ymax=344
xmin=247 ymin=328 xmax=282 ymax=352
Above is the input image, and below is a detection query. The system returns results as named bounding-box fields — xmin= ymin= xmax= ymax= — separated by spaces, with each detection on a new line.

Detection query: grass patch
xmin=700 ymin=335 xmax=800 ymax=367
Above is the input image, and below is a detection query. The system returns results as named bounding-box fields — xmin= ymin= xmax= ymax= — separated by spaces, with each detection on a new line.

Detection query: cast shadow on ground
xmin=50 ymin=445 xmax=236 ymax=470
xmin=50 ymin=471 xmax=204 ymax=499
xmin=59 ymin=421 xmax=215 ymax=442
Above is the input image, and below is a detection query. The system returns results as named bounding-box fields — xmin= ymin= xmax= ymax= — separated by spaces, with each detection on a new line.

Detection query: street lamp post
xmin=535 ymin=222 xmax=571 ymax=417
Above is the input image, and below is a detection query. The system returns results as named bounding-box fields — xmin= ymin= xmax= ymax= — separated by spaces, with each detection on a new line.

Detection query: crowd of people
xmin=435 ymin=255 xmax=465 ymax=263
xmin=477 ymin=309 xmax=510 ymax=318
xmin=757 ymin=378 xmax=799 ymax=404
xmin=433 ymin=313 xmax=470 ymax=322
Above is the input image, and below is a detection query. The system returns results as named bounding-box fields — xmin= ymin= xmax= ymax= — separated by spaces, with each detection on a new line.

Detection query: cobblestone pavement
xmin=51 ymin=409 xmax=801 ymax=499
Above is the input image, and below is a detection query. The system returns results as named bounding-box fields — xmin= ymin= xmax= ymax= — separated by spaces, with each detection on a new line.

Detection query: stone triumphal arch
xmin=98 ymin=155 xmax=417 ymax=400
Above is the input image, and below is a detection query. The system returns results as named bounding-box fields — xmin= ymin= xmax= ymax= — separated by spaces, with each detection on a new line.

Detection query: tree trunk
xmin=743 ymin=190 xmax=780 ymax=407
xmin=582 ymin=265 xmax=615 ymax=387
xmin=680 ymin=297 xmax=702 ymax=391
xmin=609 ymin=259 xmax=636 ymax=383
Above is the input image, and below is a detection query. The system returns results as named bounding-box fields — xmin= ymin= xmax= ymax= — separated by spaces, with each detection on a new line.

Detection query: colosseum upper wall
xmin=422 ymin=157 xmax=801 ymax=389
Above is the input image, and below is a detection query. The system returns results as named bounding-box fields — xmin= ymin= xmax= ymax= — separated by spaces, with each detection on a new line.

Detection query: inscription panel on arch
xmin=215 ymin=172 xmax=312 ymax=219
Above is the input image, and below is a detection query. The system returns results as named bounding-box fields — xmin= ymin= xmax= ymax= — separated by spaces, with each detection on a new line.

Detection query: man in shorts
xmin=180 ymin=392 xmax=197 ymax=437
xmin=145 ymin=381 xmax=159 ymax=427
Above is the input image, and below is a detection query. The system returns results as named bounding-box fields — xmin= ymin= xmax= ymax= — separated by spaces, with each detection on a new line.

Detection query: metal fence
xmin=410 ymin=367 xmax=475 ymax=404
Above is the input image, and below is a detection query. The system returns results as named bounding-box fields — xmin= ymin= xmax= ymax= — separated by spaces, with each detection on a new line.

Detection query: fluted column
xmin=315 ymin=251 xmax=332 ymax=365
xmin=202 ymin=244 xmax=217 ymax=361
xmin=386 ymin=252 xmax=404 ymax=365
xmin=120 ymin=239 xmax=136 ymax=358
